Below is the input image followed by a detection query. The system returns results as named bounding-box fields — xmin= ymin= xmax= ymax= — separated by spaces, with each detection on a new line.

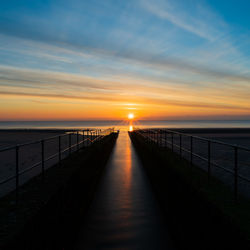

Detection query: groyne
xmin=0 ymin=131 xmax=118 ymax=249
xmin=129 ymin=130 xmax=250 ymax=250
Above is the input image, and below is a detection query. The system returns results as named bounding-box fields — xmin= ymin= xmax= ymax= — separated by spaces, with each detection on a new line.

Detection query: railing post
xmin=87 ymin=130 xmax=90 ymax=146
xmin=190 ymin=136 xmax=193 ymax=166
xmin=165 ymin=130 xmax=167 ymax=148
xmin=234 ymin=146 xmax=238 ymax=203
xmin=171 ymin=132 xmax=174 ymax=152
xmin=59 ymin=136 xmax=61 ymax=163
xmin=69 ymin=133 xmax=71 ymax=155
xmin=82 ymin=130 xmax=85 ymax=147
xmin=179 ymin=134 xmax=182 ymax=157
xmin=41 ymin=140 xmax=45 ymax=180
xmin=152 ymin=131 xmax=154 ymax=143
xmin=76 ymin=131 xmax=79 ymax=150
xmin=208 ymin=140 xmax=211 ymax=183
xmin=15 ymin=145 xmax=19 ymax=203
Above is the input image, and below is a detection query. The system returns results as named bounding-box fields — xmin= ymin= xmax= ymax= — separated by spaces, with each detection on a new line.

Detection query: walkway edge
xmin=129 ymin=131 xmax=250 ymax=250
xmin=2 ymin=132 xmax=118 ymax=250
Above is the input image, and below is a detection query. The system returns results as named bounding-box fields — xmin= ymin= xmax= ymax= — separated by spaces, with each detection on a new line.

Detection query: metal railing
xmin=133 ymin=128 xmax=250 ymax=201
xmin=0 ymin=128 xmax=114 ymax=201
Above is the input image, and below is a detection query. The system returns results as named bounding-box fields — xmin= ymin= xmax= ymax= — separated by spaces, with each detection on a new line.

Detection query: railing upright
xmin=59 ymin=136 xmax=61 ymax=163
xmin=77 ymin=131 xmax=79 ymax=151
xmin=83 ymin=130 xmax=85 ymax=147
xmin=190 ymin=136 xmax=193 ymax=165
xmin=234 ymin=146 xmax=238 ymax=202
xmin=87 ymin=130 xmax=89 ymax=146
xmin=69 ymin=133 xmax=71 ymax=155
xmin=180 ymin=134 xmax=182 ymax=157
xmin=165 ymin=130 xmax=167 ymax=148
xmin=171 ymin=132 xmax=174 ymax=152
xmin=208 ymin=140 xmax=211 ymax=183
xmin=15 ymin=145 xmax=19 ymax=203
xmin=41 ymin=140 xmax=45 ymax=180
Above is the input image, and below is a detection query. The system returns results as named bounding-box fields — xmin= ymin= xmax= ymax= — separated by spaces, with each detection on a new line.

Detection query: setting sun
xmin=128 ymin=113 xmax=134 ymax=119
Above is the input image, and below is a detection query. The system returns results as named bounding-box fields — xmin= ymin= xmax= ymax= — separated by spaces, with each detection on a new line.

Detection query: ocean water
xmin=0 ymin=120 xmax=250 ymax=130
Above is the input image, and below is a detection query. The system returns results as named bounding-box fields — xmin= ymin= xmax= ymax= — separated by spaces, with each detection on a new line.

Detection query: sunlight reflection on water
xmin=76 ymin=131 xmax=172 ymax=249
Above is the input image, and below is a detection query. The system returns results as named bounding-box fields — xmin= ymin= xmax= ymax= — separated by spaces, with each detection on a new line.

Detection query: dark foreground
xmin=129 ymin=130 xmax=250 ymax=250
xmin=1 ymin=129 xmax=250 ymax=249
xmin=1 ymin=132 xmax=118 ymax=249
xmin=75 ymin=131 xmax=173 ymax=249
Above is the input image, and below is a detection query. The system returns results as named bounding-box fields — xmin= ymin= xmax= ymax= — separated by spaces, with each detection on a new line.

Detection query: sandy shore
xmin=1 ymin=128 xmax=250 ymax=198
xmin=0 ymin=130 xmax=90 ymax=198
xmin=157 ymin=128 xmax=250 ymax=198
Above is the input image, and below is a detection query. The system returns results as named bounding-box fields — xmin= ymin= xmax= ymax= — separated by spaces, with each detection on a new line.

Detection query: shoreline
xmin=0 ymin=127 xmax=250 ymax=131
xmin=169 ymin=127 xmax=250 ymax=134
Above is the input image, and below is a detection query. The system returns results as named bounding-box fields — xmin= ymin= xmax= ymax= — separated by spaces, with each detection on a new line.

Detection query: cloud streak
xmin=0 ymin=0 xmax=250 ymax=119
xmin=140 ymin=0 xmax=225 ymax=41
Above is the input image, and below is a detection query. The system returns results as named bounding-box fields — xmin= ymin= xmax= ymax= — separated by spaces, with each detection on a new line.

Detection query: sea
xmin=0 ymin=120 xmax=250 ymax=130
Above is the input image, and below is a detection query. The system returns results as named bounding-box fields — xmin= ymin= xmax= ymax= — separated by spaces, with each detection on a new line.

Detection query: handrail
xmin=134 ymin=128 xmax=250 ymax=152
xmin=0 ymin=127 xmax=115 ymax=201
xmin=164 ymin=129 xmax=250 ymax=152
xmin=132 ymin=128 xmax=250 ymax=202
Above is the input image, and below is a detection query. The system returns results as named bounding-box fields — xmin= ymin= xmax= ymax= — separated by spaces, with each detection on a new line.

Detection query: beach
xmin=163 ymin=128 xmax=250 ymax=198
xmin=0 ymin=130 xmax=88 ymax=198
xmin=0 ymin=128 xmax=250 ymax=198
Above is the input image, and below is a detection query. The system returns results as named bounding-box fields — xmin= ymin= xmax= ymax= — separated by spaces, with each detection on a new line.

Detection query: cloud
xmin=1 ymin=88 xmax=249 ymax=112
xmin=0 ymin=0 xmax=250 ymax=120
xmin=1 ymin=23 xmax=249 ymax=86
xmin=140 ymin=0 xmax=225 ymax=41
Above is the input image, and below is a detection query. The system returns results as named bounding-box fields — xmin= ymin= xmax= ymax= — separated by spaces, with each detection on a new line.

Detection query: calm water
xmin=75 ymin=131 xmax=173 ymax=249
xmin=0 ymin=120 xmax=250 ymax=130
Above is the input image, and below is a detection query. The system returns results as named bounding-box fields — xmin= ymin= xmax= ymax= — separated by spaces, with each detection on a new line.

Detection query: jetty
xmin=0 ymin=128 xmax=250 ymax=249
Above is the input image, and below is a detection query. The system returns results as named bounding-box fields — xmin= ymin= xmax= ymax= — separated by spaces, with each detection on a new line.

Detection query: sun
xmin=128 ymin=113 xmax=134 ymax=119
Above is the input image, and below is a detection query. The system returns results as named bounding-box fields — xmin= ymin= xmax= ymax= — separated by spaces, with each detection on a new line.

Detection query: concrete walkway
xmin=75 ymin=131 xmax=173 ymax=249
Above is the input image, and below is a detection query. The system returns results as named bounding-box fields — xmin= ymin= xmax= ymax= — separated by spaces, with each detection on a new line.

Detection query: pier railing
xmin=0 ymin=128 xmax=114 ymax=201
xmin=133 ymin=128 xmax=250 ymax=201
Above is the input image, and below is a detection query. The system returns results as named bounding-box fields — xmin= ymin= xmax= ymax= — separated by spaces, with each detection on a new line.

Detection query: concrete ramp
xmin=75 ymin=131 xmax=173 ymax=249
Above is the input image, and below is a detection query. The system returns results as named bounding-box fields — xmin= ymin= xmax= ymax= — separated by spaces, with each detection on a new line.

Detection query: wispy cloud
xmin=0 ymin=0 xmax=250 ymax=119
xmin=0 ymin=89 xmax=249 ymax=112
xmin=0 ymin=65 xmax=250 ymax=113
xmin=140 ymin=0 xmax=226 ymax=41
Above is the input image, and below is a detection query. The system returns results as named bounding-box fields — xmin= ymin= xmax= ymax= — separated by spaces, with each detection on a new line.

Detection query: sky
xmin=0 ymin=0 xmax=250 ymax=121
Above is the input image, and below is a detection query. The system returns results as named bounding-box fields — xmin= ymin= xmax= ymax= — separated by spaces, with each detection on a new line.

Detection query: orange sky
xmin=1 ymin=83 xmax=249 ymax=120
xmin=1 ymin=1 xmax=250 ymax=121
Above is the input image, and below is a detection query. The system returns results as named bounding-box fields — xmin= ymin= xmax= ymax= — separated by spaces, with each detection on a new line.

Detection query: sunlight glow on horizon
xmin=128 ymin=113 xmax=134 ymax=120
xmin=0 ymin=0 xmax=250 ymax=120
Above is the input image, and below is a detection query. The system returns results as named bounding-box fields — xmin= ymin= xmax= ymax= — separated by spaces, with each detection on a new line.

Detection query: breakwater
xmin=0 ymin=130 xmax=118 ymax=249
xmin=129 ymin=129 xmax=250 ymax=250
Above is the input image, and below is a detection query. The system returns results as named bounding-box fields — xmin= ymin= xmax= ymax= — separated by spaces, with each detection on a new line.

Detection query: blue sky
xmin=0 ymin=0 xmax=250 ymax=120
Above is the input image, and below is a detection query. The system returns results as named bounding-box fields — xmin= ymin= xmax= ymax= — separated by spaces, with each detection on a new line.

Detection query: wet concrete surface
xmin=75 ymin=131 xmax=173 ymax=250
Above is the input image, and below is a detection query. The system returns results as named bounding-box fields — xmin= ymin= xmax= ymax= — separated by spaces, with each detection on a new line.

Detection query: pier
xmin=1 ymin=128 xmax=250 ymax=249
xmin=75 ymin=131 xmax=173 ymax=249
